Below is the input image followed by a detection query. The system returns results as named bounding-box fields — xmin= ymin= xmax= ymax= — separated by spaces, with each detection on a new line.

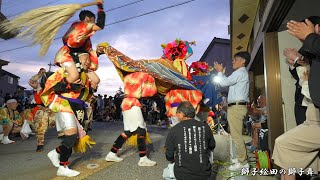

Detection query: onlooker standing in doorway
xmin=165 ymin=101 xmax=215 ymax=180
xmin=287 ymin=16 xmax=320 ymax=108
xmin=213 ymin=51 xmax=250 ymax=171
xmin=272 ymin=16 xmax=320 ymax=180
xmin=283 ymin=48 xmax=308 ymax=125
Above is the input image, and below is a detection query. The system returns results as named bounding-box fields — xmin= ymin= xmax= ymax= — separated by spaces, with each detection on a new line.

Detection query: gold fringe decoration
xmin=126 ymin=132 xmax=152 ymax=146
xmin=73 ymin=135 xmax=96 ymax=153
xmin=97 ymin=42 xmax=110 ymax=50
xmin=0 ymin=1 xmax=98 ymax=56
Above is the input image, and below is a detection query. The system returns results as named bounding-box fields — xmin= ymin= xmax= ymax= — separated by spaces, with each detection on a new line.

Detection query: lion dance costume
xmin=105 ymin=72 xmax=158 ymax=166
xmin=100 ymin=41 xmax=202 ymax=166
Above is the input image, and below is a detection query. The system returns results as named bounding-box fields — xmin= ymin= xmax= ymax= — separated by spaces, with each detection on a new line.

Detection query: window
xmin=8 ymin=76 xmax=13 ymax=84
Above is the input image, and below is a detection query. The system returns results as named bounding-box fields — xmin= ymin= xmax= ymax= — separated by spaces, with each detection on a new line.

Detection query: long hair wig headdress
xmin=0 ymin=1 xmax=99 ymax=56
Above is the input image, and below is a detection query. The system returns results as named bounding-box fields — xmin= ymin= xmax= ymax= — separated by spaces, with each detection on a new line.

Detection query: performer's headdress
xmin=161 ymin=39 xmax=196 ymax=61
xmin=189 ymin=61 xmax=213 ymax=76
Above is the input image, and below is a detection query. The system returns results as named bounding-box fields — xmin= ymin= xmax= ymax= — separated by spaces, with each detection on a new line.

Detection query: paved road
xmin=0 ymin=121 xmax=170 ymax=180
xmin=87 ymin=123 xmax=170 ymax=180
xmin=1 ymin=121 xmax=275 ymax=180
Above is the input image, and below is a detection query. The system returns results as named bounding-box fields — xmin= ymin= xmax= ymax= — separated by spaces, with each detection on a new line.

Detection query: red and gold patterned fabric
xmin=40 ymin=67 xmax=95 ymax=153
xmin=55 ymin=21 xmax=98 ymax=71
xmin=20 ymin=107 xmax=56 ymax=145
xmin=124 ymin=72 xmax=157 ymax=99
xmin=121 ymin=72 xmax=157 ymax=111
xmin=21 ymin=108 xmax=34 ymax=124
xmin=40 ymin=68 xmax=90 ymax=114
xmin=102 ymin=43 xmax=203 ymax=116
xmin=103 ymin=44 xmax=198 ymax=95
xmin=164 ymin=89 xmax=203 ymax=117
xmin=20 ymin=106 xmax=47 ymax=124
xmin=121 ymin=98 xmax=141 ymax=111
xmin=33 ymin=90 xmax=43 ymax=105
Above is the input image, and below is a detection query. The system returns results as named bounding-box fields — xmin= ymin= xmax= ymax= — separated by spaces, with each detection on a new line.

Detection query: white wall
xmin=277 ymin=31 xmax=302 ymax=131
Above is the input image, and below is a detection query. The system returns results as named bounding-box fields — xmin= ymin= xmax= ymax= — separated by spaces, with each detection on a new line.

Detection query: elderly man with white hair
xmin=0 ymin=99 xmax=23 ymax=144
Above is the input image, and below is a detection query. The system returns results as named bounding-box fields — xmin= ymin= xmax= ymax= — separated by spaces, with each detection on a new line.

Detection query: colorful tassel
xmin=73 ymin=135 xmax=96 ymax=153
xmin=126 ymin=132 xmax=152 ymax=146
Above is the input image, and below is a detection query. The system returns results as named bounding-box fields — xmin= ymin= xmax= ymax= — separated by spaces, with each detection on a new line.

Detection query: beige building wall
xmin=277 ymin=31 xmax=302 ymax=131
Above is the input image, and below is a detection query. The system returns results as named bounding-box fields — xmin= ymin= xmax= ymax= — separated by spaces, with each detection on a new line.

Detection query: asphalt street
xmin=0 ymin=121 xmax=170 ymax=180
xmin=0 ymin=121 xmax=278 ymax=180
xmin=0 ymin=122 xmax=168 ymax=180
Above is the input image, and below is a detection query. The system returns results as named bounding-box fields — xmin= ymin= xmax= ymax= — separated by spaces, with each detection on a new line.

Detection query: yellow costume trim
xmin=126 ymin=132 xmax=152 ymax=146
xmin=73 ymin=135 xmax=96 ymax=153
xmin=173 ymin=59 xmax=188 ymax=78
xmin=97 ymin=42 xmax=109 ymax=48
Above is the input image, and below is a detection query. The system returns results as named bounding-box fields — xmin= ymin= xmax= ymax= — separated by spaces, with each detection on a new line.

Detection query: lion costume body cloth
xmin=103 ymin=44 xmax=202 ymax=127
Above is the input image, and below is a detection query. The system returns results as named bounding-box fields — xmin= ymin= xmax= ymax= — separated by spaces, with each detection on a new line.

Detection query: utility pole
xmin=48 ymin=61 xmax=55 ymax=72
xmin=0 ymin=0 xmax=2 ymax=12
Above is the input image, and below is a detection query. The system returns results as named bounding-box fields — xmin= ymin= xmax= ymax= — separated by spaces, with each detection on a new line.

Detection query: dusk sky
xmin=0 ymin=0 xmax=230 ymax=96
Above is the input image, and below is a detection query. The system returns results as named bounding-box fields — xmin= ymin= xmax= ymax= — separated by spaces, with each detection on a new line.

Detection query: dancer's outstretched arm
xmin=82 ymin=0 xmax=106 ymax=31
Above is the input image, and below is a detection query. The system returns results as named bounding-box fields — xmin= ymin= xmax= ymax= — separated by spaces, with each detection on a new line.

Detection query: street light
xmin=213 ymin=75 xmax=222 ymax=83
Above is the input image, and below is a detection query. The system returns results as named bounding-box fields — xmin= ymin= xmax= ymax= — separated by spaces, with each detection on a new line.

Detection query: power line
xmin=106 ymin=0 xmax=145 ymax=12
xmin=6 ymin=0 xmax=144 ymax=19
xmin=0 ymin=0 xmax=197 ymax=54
xmin=6 ymin=0 xmax=64 ymax=18
xmin=2 ymin=0 xmax=61 ymax=11
xmin=61 ymin=0 xmax=146 ymax=27
xmin=0 ymin=44 xmax=32 ymax=54
xmin=0 ymin=0 xmax=146 ymax=43
xmin=105 ymin=0 xmax=197 ymax=27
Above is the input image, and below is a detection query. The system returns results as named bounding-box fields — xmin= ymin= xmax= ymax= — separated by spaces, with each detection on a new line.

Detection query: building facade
xmin=230 ymin=0 xmax=318 ymax=151
xmin=0 ymin=69 xmax=20 ymax=95
xmin=200 ymin=37 xmax=232 ymax=76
